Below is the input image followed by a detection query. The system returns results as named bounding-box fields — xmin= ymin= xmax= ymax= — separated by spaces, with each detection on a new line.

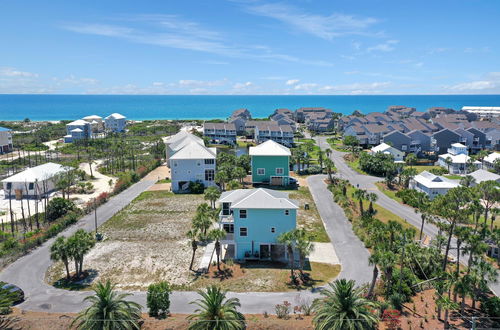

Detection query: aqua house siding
xmin=251 ymin=155 xmax=290 ymax=184
xmin=232 ymin=208 xmax=296 ymax=260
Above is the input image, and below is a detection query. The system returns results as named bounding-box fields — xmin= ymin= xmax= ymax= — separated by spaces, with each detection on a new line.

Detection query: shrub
xmin=382 ymin=309 xmax=401 ymax=330
xmin=481 ymin=296 xmax=500 ymax=326
xmin=147 ymin=281 xmax=172 ymax=317
xmin=275 ymin=301 xmax=291 ymax=319
xmin=429 ymin=167 xmax=448 ymax=175
xmin=188 ymin=180 xmax=205 ymax=194
xmin=299 ymin=165 xmax=323 ymax=175
xmin=46 ymin=197 xmax=75 ymax=222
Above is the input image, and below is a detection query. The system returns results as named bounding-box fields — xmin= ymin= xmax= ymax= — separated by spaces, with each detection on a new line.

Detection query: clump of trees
xmin=214 ymin=153 xmax=249 ymax=191
xmin=46 ymin=198 xmax=76 ymax=222
xmin=277 ymin=228 xmax=314 ymax=284
xmin=147 ymin=281 xmax=172 ymax=318
xmin=50 ymin=229 xmax=96 ymax=281
xmin=359 ymin=152 xmax=398 ymax=179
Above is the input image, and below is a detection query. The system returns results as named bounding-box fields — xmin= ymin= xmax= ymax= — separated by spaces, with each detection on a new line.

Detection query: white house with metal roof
xmin=105 ymin=113 xmax=127 ymax=133
xmin=409 ymin=171 xmax=460 ymax=199
xmin=438 ymin=143 xmax=481 ymax=174
xmin=217 ymin=188 xmax=298 ymax=261
xmin=64 ymin=119 xmax=92 ymax=143
xmin=2 ymin=162 xmax=73 ymax=198
xmin=368 ymin=143 xmax=404 ymax=162
xmin=483 ymin=152 xmax=500 ymax=170
xmin=168 ymin=132 xmax=217 ymax=192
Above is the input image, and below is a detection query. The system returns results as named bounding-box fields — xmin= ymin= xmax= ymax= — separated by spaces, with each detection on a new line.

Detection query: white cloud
xmin=233 ymin=81 xmax=253 ymax=89
xmin=294 ymin=83 xmax=318 ymax=91
xmin=444 ymin=72 xmax=500 ymax=93
xmin=178 ymin=79 xmax=228 ymax=88
xmin=367 ymin=40 xmax=399 ymax=52
xmin=0 ymin=67 xmax=38 ymax=78
xmin=286 ymin=79 xmax=299 ymax=85
xmin=53 ymin=75 xmax=98 ymax=85
xmin=246 ymin=3 xmax=379 ymax=40
xmin=448 ymin=81 xmax=496 ymax=91
xmin=320 ymin=82 xmax=391 ymax=94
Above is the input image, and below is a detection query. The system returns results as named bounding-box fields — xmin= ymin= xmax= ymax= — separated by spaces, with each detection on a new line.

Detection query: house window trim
xmin=271 ymin=227 xmax=276 ymax=233
xmin=257 ymin=168 xmax=265 ymax=175
xmin=239 ymin=227 xmax=248 ymax=237
xmin=275 ymin=167 xmax=284 ymax=175
xmin=285 ymin=209 xmax=290 ymax=216
xmin=239 ymin=209 xmax=247 ymax=219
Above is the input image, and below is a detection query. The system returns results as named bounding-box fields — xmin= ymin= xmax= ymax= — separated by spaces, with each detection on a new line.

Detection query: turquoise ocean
xmin=0 ymin=94 xmax=499 ymax=121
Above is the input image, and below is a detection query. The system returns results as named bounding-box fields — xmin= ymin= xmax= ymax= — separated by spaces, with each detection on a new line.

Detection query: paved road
xmin=315 ymin=136 xmax=500 ymax=295
xmin=0 ymin=170 xmax=367 ymax=314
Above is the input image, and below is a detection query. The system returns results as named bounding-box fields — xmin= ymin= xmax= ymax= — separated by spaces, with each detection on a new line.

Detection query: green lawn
xmin=411 ymin=165 xmax=442 ymax=174
xmin=346 ymin=158 xmax=369 ymax=175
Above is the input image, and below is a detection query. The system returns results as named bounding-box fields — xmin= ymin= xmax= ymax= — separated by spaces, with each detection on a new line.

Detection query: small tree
xmin=278 ymin=231 xmax=296 ymax=282
xmin=209 ymin=228 xmax=227 ymax=272
xmin=46 ymin=197 xmax=75 ymax=222
xmin=67 ymin=229 xmax=96 ymax=278
xmin=147 ymin=281 xmax=172 ymax=317
xmin=187 ymin=229 xmax=199 ymax=271
xmin=50 ymin=236 xmax=71 ymax=280
xmin=204 ymin=186 xmax=221 ymax=209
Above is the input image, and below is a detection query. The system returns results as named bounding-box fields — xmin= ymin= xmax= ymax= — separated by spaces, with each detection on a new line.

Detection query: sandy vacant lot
xmin=47 ymin=191 xmax=206 ymax=290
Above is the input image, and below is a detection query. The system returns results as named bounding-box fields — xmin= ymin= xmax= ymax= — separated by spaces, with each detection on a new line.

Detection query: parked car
xmin=2 ymin=283 xmax=24 ymax=304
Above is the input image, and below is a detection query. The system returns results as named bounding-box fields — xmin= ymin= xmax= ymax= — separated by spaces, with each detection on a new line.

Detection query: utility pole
xmin=399 ymin=232 xmax=407 ymax=296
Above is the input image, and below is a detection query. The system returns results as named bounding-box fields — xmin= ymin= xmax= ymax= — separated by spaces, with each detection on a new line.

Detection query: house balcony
xmin=219 ymin=213 xmax=234 ymax=224
xmin=221 ymin=233 xmax=234 ymax=244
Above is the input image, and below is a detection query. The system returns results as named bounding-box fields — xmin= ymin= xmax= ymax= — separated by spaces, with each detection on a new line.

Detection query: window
xmin=174 ymin=162 xmax=177 ymax=167
xmin=29 ymin=183 xmax=34 ymax=190
xmin=205 ymin=169 xmax=215 ymax=181
xmin=285 ymin=209 xmax=289 ymax=216
xmin=271 ymin=227 xmax=276 ymax=233
xmin=239 ymin=209 xmax=247 ymax=218
xmin=257 ymin=168 xmax=265 ymax=175
xmin=275 ymin=168 xmax=284 ymax=175
xmin=239 ymin=227 xmax=247 ymax=237
xmin=6 ymin=183 xmax=11 ymax=190
xmin=223 ymin=224 xmax=234 ymax=233
xmin=204 ymin=159 xmax=215 ymax=165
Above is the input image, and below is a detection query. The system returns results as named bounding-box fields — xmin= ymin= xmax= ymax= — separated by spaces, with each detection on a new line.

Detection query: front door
xmin=271 ymin=176 xmax=283 ymax=186
xmin=260 ymin=244 xmax=270 ymax=260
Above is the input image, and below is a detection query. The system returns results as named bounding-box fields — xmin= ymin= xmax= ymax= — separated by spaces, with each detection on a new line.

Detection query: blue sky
xmin=1 ymin=0 xmax=499 ymax=95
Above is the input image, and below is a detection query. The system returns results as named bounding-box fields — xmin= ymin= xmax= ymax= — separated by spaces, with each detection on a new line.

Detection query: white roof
xmin=67 ymin=119 xmax=88 ymax=126
xmin=469 ymin=169 xmax=500 ymax=183
xmin=451 ymin=143 xmax=466 ymax=148
xmin=70 ymin=128 xmax=83 ymax=133
xmin=219 ymin=188 xmax=298 ymax=209
xmin=485 ymin=153 xmax=500 ymax=164
xmin=439 ymin=153 xmax=480 ymax=164
xmin=165 ymin=131 xmax=203 ymax=145
xmin=169 ymin=141 xmax=216 ymax=160
xmin=106 ymin=113 xmax=126 ymax=120
xmin=249 ymin=140 xmax=291 ymax=156
xmin=170 ymin=134 xmax=205 ymax=153
xmin=2 ymin=163 xmax=73 ymax=183
xmin=413 ymin=171 xmax=460 ymax=189
xmin=82 ymin=115 xmax=102 ymax=120
xmin=371 ymin=143 xmax=397 ymax=153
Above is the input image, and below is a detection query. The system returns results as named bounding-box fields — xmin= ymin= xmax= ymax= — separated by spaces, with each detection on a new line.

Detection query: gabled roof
xmin=451 ymin=143 xmax=466 ymax=148
xmin=220 ymin=188 xmax=298 ymax=209
xmin=468 ymin=169 xmax=500 ymax=184
xmin=2 ymin=162 xmax=73 ymax=183
xmin=249 ymin=140 xmax=291 ymax=156
xmin=165 ymin=131 xmax=203 ymax=146
xmin=371 ymin=143 xmax=396 ymax=153
xmin=106 ymin=113 xmax=126 ymax=120
xmin=169 ymin=141 xmax=216 ymax=160
xmin=484 ymin=153 xmax=500 ymax=164
xmin=82 ymin=115 xmax=102 ymax=120
xmin=71 ymin=128 xmax=83 ymax=133
xmin=413 ymin=171 xmax=460 ymax=189
xmin=439 ymin=153 xmax=479 ymax=164
xmin=67 ymin=119 xmax=88 ymax=126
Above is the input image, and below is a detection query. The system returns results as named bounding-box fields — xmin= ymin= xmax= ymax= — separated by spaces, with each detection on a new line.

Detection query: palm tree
xmin=278 ymin=231 xmax=296 ymax=281
xmin=72 ymin=280 xmax=142 ymax=330
xmin=204 ymin=187 xmax=221 ymax=209
xmin=324 ymin=158 xmax=335 ymax=183
xmin=318 ymin=150 xmax=325 ymax=168
xmin=313 ymin=279 xmax=379 ymax=330
xmin=405 ymin=153 xmax=417 ymax=168
xmin=460 ymin=175 xmax=476 ymax=187
xmin=187 ymin=229 xmax=199 ymax=271
xmin=352 ymin=188 xmax=367 ymax=215
xmin=209 ymin=228 xmax=227 ymax=272
xmin=476 ymin=150 xmax=489 ymax=168
xmin=50 ymin=236 xmax=71 ymax=280
xmin=367 ymin=251 xmax=381 ymax=299
xmin=367 ymin=192 xmax=378 ymax=215
xmin=445 ymin=156 xmax=453 ymax=173
xmin=294 ymin=228 xmax=314 ymax=277
xmin=187 ymin=285 xmax=245 ymax=330
xmin=232 ymin=167 xmax=247 ymax=184
xmin=325 ymin=148 xmax=332 ymax=158
xmin=193 ymin=203 xmax=213 ymax=238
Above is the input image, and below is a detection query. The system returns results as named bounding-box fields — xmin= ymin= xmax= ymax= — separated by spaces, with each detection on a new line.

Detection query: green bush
xmin=46 ymin=198 xmax=76 ymax=222
xmin=481 ymin=296 xmax=500 ymax=326
xmin=188 ymin=180 xmax=205 ymax=194
xmin=429 ymin=167 xmax=448 ymax=175
xmin=299 ymin=165 xmax=323 ymax=175
xmin=147 ymin=281 xmax=172 ymax=317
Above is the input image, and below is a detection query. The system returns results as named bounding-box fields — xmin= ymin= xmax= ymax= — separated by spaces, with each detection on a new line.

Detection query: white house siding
xmin=170 ymin=158 xmax=216 ymax=192
xmin=0 ymin=131 xmax=13 ymax=154
xmin=105 ymin=117 xmax=126 ymax=132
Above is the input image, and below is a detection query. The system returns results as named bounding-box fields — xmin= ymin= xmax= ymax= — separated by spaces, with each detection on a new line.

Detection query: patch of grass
xmin=236 ymin=140 xmax=255 ymax=147
xmin=156 ymin=178 xmax=171 ymax=184
xmin=346 ymin=157 xmax=368 ymax=175
xmin=288 ymin=187 xmax=330 ymax=242
xmin=375 ymin=182 xmax=404 ymax=204
xmin=412 ymin=165 xmax=442 ymax=174
xmin=179 ymin=261 xmax=340 ymax=292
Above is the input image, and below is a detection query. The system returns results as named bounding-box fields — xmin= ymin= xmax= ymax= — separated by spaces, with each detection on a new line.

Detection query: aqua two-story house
xmin=249 ymin=140 xmax=291 ymax=186
xmin=218 ymin=188 xmax=298 ymax=261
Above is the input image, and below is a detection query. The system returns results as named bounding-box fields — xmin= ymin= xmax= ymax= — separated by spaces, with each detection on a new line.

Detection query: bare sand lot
xmin=46 ymin=191 xmax=206 ymax=290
